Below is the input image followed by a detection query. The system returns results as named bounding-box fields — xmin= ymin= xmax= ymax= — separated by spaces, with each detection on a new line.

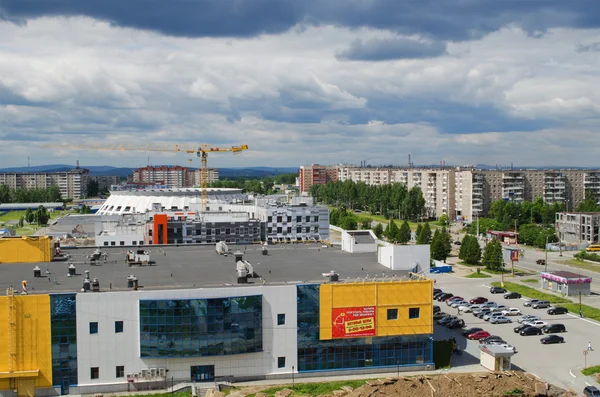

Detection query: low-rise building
xmin=555 ymin=212 xmax=600 ymax=244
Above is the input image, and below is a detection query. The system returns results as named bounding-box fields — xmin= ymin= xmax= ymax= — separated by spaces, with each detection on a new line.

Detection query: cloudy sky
xmin=1 ymin=1 xmax=600 ymax=169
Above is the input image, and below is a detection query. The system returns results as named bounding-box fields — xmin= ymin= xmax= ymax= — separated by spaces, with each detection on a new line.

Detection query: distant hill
xmin=0 ymin=165 xmax=298 ymax=178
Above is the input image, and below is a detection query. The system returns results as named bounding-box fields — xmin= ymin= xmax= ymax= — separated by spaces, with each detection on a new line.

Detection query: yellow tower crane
xmin=43 ymin=143 xmax=249 ymax=211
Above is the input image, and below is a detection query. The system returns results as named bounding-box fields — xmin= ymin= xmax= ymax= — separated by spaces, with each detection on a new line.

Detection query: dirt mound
xmin=339 ymin=372 xmax=575 ymax=397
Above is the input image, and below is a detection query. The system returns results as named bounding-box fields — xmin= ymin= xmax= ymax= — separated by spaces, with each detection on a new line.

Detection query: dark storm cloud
xmin=2 ymin=0 xmax=599 ymax=40
xmin=336 ymin=37 xmax=446 ymax=61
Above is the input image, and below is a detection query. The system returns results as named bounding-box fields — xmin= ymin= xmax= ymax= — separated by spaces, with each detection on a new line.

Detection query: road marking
xmin=566 ymin=313 xmax=600 ymax=328
xmin=569 ymin=369 xmax=577 ymax=378
xmin=586 ymin=382 xmax=593 ymax=386
xmin=482 ymin=284 xmax=491 ymax=288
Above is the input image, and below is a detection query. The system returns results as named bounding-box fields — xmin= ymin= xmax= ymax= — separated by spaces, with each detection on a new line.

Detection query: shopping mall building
xmin=0 ymin=245 xmax=433 ymax=396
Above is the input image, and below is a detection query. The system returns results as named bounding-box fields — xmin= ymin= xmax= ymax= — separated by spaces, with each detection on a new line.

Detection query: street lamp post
xmin=545 ymin=235 xmax=549 ymax=273
xmin=292 ymin=365 xmax=295 ymax=391
xmin=396 ymin=360 xmax=400 ymax=378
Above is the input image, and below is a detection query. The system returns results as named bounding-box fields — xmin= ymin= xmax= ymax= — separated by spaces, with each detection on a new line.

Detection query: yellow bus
xmin=586 ymin=244 xmax=600 ymax=252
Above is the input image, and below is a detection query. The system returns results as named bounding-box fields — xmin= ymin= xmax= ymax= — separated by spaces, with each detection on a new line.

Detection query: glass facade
xmin=50 ymin=294 xmax=78 ymax=388
xmin=297 ymin=285 xmax=433 ymax=372
xmin=139 ymin=296 xmax=263 ymax=358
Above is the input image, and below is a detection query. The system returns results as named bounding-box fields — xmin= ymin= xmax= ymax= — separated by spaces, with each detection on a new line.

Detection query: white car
xmin=451 ymin=300 xmax=468 ymax=308
xmin=484 ymin=312 xmax=504 ymax=322
xmin=490 ymin=316 xmax=512 ymax=324
xmin=518 ymin=315 xmax=540 ymax=324
xmin=460 ymin=304 xmax=479 ymax=313
xmin=502 ymin=308 xmax=522 ymax=316
xmin=525 ymin=320 xmax=548 ymax=329
xmin=490 ymin=343 xmax=517 ymax=353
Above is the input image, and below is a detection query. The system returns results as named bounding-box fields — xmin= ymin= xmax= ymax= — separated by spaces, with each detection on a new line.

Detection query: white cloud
xmin=0 ymin=17 xmax=600 ymax=168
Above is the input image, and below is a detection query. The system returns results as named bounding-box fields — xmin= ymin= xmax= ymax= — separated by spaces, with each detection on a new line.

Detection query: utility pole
xmin=545 ymin=235 xmax=549 ymax=273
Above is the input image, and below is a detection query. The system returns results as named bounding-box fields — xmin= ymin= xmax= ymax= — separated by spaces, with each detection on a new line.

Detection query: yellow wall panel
xmin=0 ymin=294 xmax=53 ymax=389
xmin=0 ymin=237 xmax=54 ymax=263
xmin=320 ymin=280 xmax=433 ymax=340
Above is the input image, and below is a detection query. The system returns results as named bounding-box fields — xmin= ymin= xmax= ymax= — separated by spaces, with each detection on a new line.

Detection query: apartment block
xmin=299 ymin=164 xmax=338 ymax=193
xmin=0 ymin=168 xmax=90 ymax=199
xmin=132 ymin=166 xmax=218 ymax=188
xmin=334 ymin=166 xmax=600 ymax=220
xmin=556 ymin=212 xmax=600 ymax=244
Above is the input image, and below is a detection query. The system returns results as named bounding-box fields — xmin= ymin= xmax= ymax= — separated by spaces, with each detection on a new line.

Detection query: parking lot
xmin=433 ymin=272 xmax=600 ymax=392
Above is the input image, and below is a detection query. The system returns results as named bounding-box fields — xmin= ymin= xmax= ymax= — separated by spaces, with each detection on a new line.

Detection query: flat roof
xmin=542 ymin=271 xmax=591 ymax=280
xmin=0 ymin=244 xmax=410 ymax=294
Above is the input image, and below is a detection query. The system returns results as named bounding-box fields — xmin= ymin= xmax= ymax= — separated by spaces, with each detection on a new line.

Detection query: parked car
xmin=518 ymin=315 xmax=540 ymax=324
xmin=433 ymin=305 xmax=441 ymax=313
xmin=476 ymin=310 xmax=493 ymax=319
xmin=447 ymin=319 xmax=465 ymax=329
xmin=491 ymin=305 xmax=509 ymax=313
xmin=451 ymin=300 xmax=469 ymax=308
xmin=434 ymin=312 xmax=447 ymax=320
xmin=536 ymin=259 xmax=546 ymax=266
xmin=490 ymin=286 xmax=507 ymax=294
xmin=532 ymin=300 xmax=551 ymax=309
xmin=479 ymin=335 xmax=505 ymax=345
xmin=523 ymin=299 xmax=540 ymax=307
xmin=486 ymin=342 xmax=517 ymax=352
xmin=524 ymin=320 xmax=548 ymax=329
xmin=502 ymin=308 xmax=522 ymax=316
xmin=484 ymin=312 xmax=505 ymax=322
xmin=514 ymin=324 xmax=530 ymax=333
xmin=541 ymin=335 xmax=565 ymax=344
xmin=547 ymin=307 xmax=569 ymax=315
xmin=470 ymin=297 xmax=488 ymax=304
xmin=583 ymin=385 xmax=600 ymax=397
xmin=462 ymin=327 xmax=483 ymax=337
xmin=543 ymin=324 xmax=566 ymax=334
xmin=520 ymin=326 xmax=543 ymax=336
xmin=468 ymin=330 xmax=491 ymax=340
xmin=434 ymin=291 xmax=446 ymax=299
xmin=459 ymin=304 xmax=479 ymax=313
xmin=437 ymin=293 xmax=453 ymax=301
xmin=433 ymin=288 xmax=442 ymax=295
xmin=504 ymin=292 xmax=522 ymax=299
xmin=437 ymin=316 xmax=457 ymax=326
xmin=490 ymin=316 xmax=512 ymax=324
xmin=454 ymin=241 xmax=462 ymax=245
xmin=446 ymin=296 xmax=464 ymax=305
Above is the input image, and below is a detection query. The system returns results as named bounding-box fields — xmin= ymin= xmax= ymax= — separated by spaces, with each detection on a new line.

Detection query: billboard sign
xmin=331 ymin=306 xmax=376 ymax=338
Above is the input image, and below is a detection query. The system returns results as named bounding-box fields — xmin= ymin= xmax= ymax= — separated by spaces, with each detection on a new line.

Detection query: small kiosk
xmin=540 ymin=271 xmax=592 ymax=296
xmin=479 ymin=344 xmax=516 ymax=371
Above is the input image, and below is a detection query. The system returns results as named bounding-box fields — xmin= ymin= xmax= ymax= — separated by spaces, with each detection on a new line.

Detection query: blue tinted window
xmin=140 ymin=296 xmax=263 ymax=358
xmin=51 ymin=294 xmax=78 ymax=387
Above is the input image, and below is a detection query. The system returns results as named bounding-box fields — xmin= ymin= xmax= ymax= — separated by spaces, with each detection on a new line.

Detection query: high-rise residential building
xmin=299 ymin=164 xmax=338 ymax=193
xmin=0 ymin=168 xmax=90 ymax=199
xmin=90 ymin=176 xmax=121 ymax=192
xmin=333 ymin=165 xmax=600 ymax=220
xmin=132 ymin=166 xmax=218 ymax=188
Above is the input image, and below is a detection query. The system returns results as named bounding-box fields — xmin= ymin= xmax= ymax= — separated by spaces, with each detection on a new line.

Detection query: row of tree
xmin=311 ymin=181 xmax=427 ymax=221
xmin=17 ymin=206 xmax=50 ymax=227
xmin=207 ymin=173 xmax=297 ymax=195
xmin=487 ymin=197 xmax=565 ymax=227
xmin=329 ymin=207 xmax=373 ymax=231
xmin=0 ymin=185 xmax=62 ymax=204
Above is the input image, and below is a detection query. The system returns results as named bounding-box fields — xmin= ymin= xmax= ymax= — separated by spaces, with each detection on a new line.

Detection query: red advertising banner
xmin=510 ymin=250 xmax=519 ymax=262
xmin=332 ymin=306 xmax=376 ymax=338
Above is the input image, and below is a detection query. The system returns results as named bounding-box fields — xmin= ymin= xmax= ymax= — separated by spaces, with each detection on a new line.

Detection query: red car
xmin=468 ymin=330 xmax=491 ymax=340
xmin=470 ymin=297 xmax=488 ymax=304
xmin=446 ymin=296 xmax=463 ymax=303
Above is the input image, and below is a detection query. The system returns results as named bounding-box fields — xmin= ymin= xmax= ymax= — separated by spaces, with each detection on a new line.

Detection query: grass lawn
xmin=331 ymin=207 xmax=441 ymax=231
xmin=246 ymin=379 xmax=371 ymax=397
xmin=582 ymin=365 xmax=600 ymax=376
xmin=557 ymin=259 xmax=600 ymax=273
xmin=521 ymin=278 xmax=539 ymax=284
xmin=466 ymin=272 xmax=491 ymax=279
xmin=0 ymin=210 xmax=28 ymax=222
xmin=490 ymin=282 xmax=569 ymax=304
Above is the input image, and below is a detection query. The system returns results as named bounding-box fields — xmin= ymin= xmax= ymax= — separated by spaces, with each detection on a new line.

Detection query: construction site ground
xmin=223 ymin=371 xmax=576 ymax=397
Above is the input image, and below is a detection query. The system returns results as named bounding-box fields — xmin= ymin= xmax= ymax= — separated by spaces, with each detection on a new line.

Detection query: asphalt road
xmin=434 ymin=272 xmax=600 ymax=394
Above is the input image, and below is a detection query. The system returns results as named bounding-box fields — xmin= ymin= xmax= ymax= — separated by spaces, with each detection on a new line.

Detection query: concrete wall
xmin=377 ymin=245 xmax=430 ymax=273
xmin=341 ymin=230 xmax=377 ymax=253
xmin=75 ymin=285 xmax=298 ymax=388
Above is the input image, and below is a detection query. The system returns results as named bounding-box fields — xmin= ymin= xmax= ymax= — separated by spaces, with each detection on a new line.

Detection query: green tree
xmin=385 ymin=219 xmax=399 ymax=242
xmin=441 ymin=226 xmax=452 ymax=258
xmin=438 ymin=214 xmax=449 ymax=226
xmin=577 ymin=190 xmax=600 ymax=212
xmin=340 ymin=216 xmax=357 ymax=230
xmin=0 ymin=184 xmax=10 ymax=204
xmin=462 ymin=236 xmax=482 ymax=265
xmin=458 ymin=234 xmax=470 ymax=260
xmin=358 ymin=217 xmax=372 ymax=229
xmin=36 ymin=205 xmax=49 ymax=226
xmin=482 ymin=239 xmax=503 ymax=271
xmin=417 ymin=222 xmax=432 ymax=244
xmin=430 ymin=229 xmax=448 ymax=261
xmin=415 ymin=223 xmax=423 ymax=242
xmin=87 ymin=179 xmax=100 ymax=197
xmin=373 ymin=223 xmax=384 ymax=239
xmin=398 ymin=220 xmax=411 ymax=244
xmin=25 ymin=208 xmax=34 ymax=223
